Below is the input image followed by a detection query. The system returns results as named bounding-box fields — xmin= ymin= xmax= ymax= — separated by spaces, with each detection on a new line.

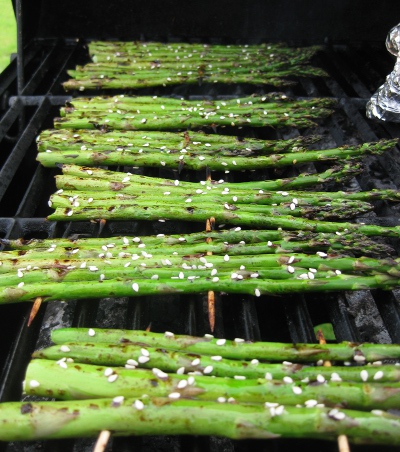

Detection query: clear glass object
xmin=366 ymin=23 xmax=400 ymax=122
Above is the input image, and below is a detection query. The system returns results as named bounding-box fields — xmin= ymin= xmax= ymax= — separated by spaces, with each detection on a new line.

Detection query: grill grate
xmin=0 ymin=39 xmax=400 ymax=451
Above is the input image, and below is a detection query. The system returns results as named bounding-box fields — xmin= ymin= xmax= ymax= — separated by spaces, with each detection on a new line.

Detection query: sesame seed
xmin=113 ymin=396 xmax=124 ymax=406
xmin=251 ymin=359 xmax=259 ymax=365
xmin=234 ymin=375 xmax=246 ymax=380
xmin=134 ymin=399 xmax=144 ymax=410
xmin=138 ymin=356 xmax=150 ymax=364
xmin=254 ymin=289 xmax=261 ymax=297
xmin=191 ymin=358 xmax=201 ymax=366
xmin=316 ymin=374 xmax=326 ymax=383
xmin=132 ymin=283 xmax=139 ymax=292
xmin=292 ymin=386 xmax=302 ymax=395
xmin=176 ymin=367 xmax=185 ymax=375
xmin=305 ymin=399 xmax=318 ymax=408
xmin=152 ymin=368 xmax=169 ymax=379
xmin=60 ymin=345 xmax=70 ymax=353
xmin=169 ymin=392 xmax=181 ymax=399
xmin=126 ymin=359 xmax=138 ymax=366
xmin=288 ymin=256 xmax=295 ymax=264
xmin=265 ymin=372 xmax=273 ymax=380
xmin=29 ymin=380 xmax=40 ymax=388
xmin=88 ymin=328 xmax=95 ymax=337
xmin=17 ymin=282 xmax=25 ymax=288
xmin=141 ymin=348 xmax=150 ymax=357
xmin=187 ymin=376 xmax=195 ymax=385
xmin=58 ymin=361 xmax=68 ymax=369
xmin=165 ymin=331 xmax=174 ymax=338
xmin=212 ymin=277 xmax=219 ymax=282
xmin=360 ymin=370 xmax=369 ymax=382
xmin=373 ymin=370 xmax=384 ymax=380
xmin=211 ymin=356 xmax=222 ymax=361
xmin=104 ymin=367 xmax=114 ymax=377
xmin=265 ymin=402 xmax=279 ymax=408
xmin=354 ymin=353 xmax=366 ymax=362
xmin=108 ymin=374 xmax=118 ymax=383
xmin=371 ymin=409 xmax=384 ymax=416
xmin=216 ymin=339 xmax=226 ymax=346
xmin=330 ymin=372 xmax=342 ymax=382
xmin=283 ymin=376 xmax=293 ymax=384
xmin=171 ymin=379 xmax=186 ymax=392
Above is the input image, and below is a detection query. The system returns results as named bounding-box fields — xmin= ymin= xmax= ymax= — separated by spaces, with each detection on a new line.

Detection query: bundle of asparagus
xmin=63 ymin=41 xmax=327 ymax=91
xmin=1 ymin=328 xmax=400 ymax=443
xmin=37 ymin=128 xmax=395 ymax=171
xmin=47 ymin=163 xmax=400 ymax=233
xmin=54 ymin=94 xmax=335 ymax=130
xmin=1 ymin=226 xmax=400 ymax=305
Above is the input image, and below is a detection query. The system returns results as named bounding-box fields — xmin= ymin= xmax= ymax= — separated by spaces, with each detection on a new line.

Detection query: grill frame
xmin=1 ymin=4 xmax=400 ymax=450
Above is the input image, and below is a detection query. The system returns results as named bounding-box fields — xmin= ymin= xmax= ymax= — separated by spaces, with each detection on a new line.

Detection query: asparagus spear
xmin=33 ymin=343 xmax=400 ymax=382
xmin=51 ymin=328 xmax=400 ymax=363
xmin=37 ymin=129 xmax=318 ymax=156
xmin=0 ymin=397 xmax=399 ymax=444
xmin=2 ymin=273 xmax=400 ymax=304
xmin=37 ymin=139 xmax=396 ymax=170
xmin=23 ymin=359 xmax=400 ymax=411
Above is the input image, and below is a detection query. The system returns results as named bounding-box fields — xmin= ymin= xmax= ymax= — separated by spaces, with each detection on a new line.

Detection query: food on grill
xmin=54 ymin=94 xmax=335 ymax=130
xmin=23 ymin=358 xmax=400 ymax=410
xmin=1 ymin=397 xmax=399 ymax=444
xmin=47 ymin=164 xmax=400 ymax=235
xmin=37 ymin=127 xmax=396 ymax=170
xmin=63 ymin=41 xmax=327 ymax=91
xmin=51 ymin=328 xmax=400 ymax=362
xmin=1 ymin=328 xmax=400 ymax=443
xmin=34 ymin=340 xmax=400 ymax=382
xmin=2 ymin=230 xmax=400 ymax=304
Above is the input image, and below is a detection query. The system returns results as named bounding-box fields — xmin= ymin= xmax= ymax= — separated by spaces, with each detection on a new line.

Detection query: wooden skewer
xmin=27 ymin=297 xmax=42 ymax=326
xmin=93 ymin=429 xmax=111 ymax=452
xmin=206 ymin=217 xmax=216 ymax=332
xmin=317 ymin=328 xmax=351 ymax=452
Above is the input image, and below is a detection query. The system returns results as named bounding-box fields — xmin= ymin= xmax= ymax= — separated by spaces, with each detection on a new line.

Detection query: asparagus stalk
xmin=33 ymin=343 xmax=400 ymax=382
xmin=51 ymin=328 xmax=400 ymax=363
xmin=2 ymin=273 xmax=400 ymax=304
xmin=23 ymin=359 xmax=400 ymax=411
xmin=37 ymin=129 xmax=319 ymax=156
xmin=37 ymin=139 xmax=396 ymax=171
xmin=0 ymin=397 xmax=399 ymax=444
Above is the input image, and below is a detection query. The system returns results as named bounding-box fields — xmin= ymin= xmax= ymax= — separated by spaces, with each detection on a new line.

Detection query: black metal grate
xmin=0 ymin=39 xmax=400 ymax=451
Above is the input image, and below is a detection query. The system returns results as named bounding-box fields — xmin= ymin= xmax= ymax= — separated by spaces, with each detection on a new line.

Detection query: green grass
xmin=0 ymin=0 xmax=16 ymax=73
